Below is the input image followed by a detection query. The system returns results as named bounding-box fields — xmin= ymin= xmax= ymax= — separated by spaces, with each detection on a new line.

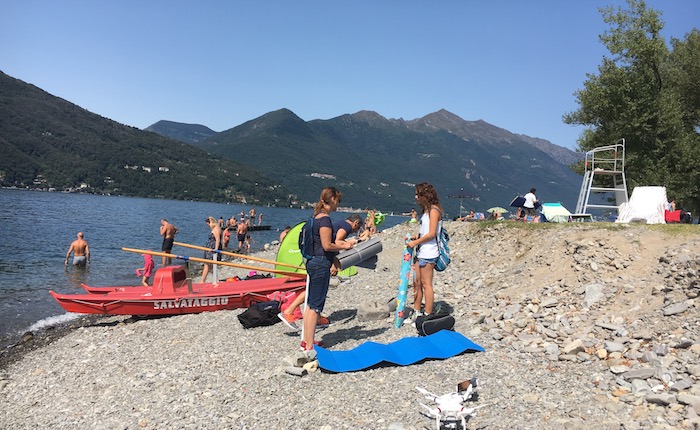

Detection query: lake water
xmin=0 ymin=189 xmax=406 ymax=343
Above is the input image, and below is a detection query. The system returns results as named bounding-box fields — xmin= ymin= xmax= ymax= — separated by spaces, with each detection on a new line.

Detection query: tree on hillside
xmin=564 ymin=0 xmax=700 ymax=213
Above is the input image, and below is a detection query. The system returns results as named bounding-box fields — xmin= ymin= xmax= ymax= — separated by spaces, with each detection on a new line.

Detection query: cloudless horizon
xmin=2 ymin=1 xmax=698 ymax=150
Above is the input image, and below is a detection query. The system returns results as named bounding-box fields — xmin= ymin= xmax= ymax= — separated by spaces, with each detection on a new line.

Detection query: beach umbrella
xmin=487 ymin=206 xmax=509 ymax=213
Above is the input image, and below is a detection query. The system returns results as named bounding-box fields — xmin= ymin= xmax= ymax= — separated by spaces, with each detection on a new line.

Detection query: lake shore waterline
xmin=0 ymin=188 xmax=408 ymax=342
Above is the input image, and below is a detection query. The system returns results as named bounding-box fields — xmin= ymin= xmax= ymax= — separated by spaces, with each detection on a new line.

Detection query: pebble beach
xmin=1 ymin=221 xmax=700 ymax=430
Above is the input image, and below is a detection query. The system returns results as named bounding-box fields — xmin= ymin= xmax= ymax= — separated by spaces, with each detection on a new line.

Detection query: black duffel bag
xmin=237 ymin=300 xmax=281 ymax=329
xmin=415 ymin=313 xmax=455 ymax=336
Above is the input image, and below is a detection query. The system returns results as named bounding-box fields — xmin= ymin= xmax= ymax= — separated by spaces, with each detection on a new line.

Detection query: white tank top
xmin=417 ymin=210 xmax=441 ymax=259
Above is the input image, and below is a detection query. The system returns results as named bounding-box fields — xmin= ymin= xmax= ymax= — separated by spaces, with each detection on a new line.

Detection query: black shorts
xmin=162 ymin=238 xmax=174 ymax=252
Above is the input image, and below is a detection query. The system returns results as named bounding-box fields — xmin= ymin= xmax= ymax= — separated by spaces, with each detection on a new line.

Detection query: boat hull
xmin=49 ymin=291 xmax=253 ymax=315
xmin=80 ymin=276 xmax=297 ymax=295
xmin=50 ymin=266 xmax=305 ymax=316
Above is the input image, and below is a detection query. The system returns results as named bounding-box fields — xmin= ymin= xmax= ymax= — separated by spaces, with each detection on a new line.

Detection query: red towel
xmin=665 ymin=210 xmax=681 ymax=223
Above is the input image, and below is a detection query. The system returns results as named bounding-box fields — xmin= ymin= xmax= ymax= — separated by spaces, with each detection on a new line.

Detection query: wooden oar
xmin=173 ymin=241 xmax=304 ymax=270
xmin=121 ymin=248 xmax=306 ymax=278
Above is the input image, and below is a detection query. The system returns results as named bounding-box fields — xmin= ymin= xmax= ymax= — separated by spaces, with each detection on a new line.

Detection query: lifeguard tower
xmin=574 ymin=139 xmax=629 ymax=218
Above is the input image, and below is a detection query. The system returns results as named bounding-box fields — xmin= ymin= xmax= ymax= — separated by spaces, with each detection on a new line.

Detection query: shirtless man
xmin=236 ymin=217 xmax=248 ymax=251
xmin=279 ymin=226 xmax=291 ymax=242
xmin=249 ymin=207 xmax=256 ymax=223
xmin=65 ymin=232 xmax=90 ymax=267
xmin=160 ymin=219 xmax=179 ymax=266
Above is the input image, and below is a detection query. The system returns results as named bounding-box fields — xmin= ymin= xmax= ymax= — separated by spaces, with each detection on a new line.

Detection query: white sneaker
xmin=404 ymin=310 xmax=423 ymax=326
xmin=411 ymin=311 xmax=425 ymax=328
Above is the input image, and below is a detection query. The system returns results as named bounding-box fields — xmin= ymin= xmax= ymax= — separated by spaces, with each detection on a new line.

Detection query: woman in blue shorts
xmin=301 ymin=187 xmax=355 ymax=351
xmin=407 ymin=182 xmax=443 ymax=318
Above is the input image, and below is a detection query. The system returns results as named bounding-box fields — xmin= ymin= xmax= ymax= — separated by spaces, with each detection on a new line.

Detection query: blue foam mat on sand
xmin=315 ymin=330 xmax=484 ymax=373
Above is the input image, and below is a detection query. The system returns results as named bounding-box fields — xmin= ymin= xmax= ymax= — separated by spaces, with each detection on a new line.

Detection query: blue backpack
xmin=434 ymin=225 xmax=451 ymax=272
xmin=298 ymin=217 xmax=315 ymax=260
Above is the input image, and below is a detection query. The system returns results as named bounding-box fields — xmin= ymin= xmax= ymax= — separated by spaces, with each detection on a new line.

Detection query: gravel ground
xmin=1 ymin=221 xmax=699 ymax=430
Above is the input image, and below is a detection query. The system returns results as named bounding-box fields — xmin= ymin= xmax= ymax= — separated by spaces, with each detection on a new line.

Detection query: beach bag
xmin=298 ymin=217 xmax=315 ymax=260
xmin=237 ymin=300 xmax=281 ymax=329
xmin=434 ymin=226 xmax=451 ymax=272
xmin=415 ymin=313 xmax=455 ymax=336
xmin=267 ymin=290 xmax=303 ymax=319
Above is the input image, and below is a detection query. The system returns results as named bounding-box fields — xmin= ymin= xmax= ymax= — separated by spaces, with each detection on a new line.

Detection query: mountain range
xmin=171 ymin=108 xmax=584 ymax=215
xmin=1 ymin=69 xmax=584 ymax=216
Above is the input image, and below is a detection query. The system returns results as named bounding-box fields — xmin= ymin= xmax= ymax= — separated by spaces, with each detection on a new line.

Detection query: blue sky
xmin=2 ymin=1 xmax=698 ymax=150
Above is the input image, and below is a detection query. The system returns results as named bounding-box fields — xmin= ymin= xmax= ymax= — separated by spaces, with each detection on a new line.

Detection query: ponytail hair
xmin=313 ymin=187 xmax=343 ymax=216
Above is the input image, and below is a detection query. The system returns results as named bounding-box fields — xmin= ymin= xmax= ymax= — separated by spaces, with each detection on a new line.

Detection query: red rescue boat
xmin=50 ymin=266 xmax=305 ymax=316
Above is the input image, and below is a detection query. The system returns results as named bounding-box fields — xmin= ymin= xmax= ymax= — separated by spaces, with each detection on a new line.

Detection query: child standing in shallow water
xmin=136 ymin=254 xmax=155 ymax=286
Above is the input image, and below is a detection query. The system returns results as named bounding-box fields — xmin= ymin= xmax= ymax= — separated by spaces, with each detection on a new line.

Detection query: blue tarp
xmin=315 ymin=330 xmax=484 ymax=373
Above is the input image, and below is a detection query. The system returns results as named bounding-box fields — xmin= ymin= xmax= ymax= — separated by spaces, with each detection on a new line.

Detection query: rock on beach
xmin=1 ymin=221 xmax=699 ymax=429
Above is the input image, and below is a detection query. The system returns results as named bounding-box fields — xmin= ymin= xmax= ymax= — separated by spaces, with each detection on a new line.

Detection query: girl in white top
xmin=407 ymin=182 xmax=443 ymax=316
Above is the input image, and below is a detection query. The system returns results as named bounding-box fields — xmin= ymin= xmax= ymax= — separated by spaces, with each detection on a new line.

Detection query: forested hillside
xmin=0 ymin=72 xmax=291 ymax=205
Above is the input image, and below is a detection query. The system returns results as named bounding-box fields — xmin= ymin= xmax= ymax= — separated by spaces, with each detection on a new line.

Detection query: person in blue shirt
xmin=299 ymin=188 xmax=356 ymax=351
xmin=333 ymin=213 xmax=364 ymax=246
xmin=278 ymin=213 xmax=363 ymax=331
